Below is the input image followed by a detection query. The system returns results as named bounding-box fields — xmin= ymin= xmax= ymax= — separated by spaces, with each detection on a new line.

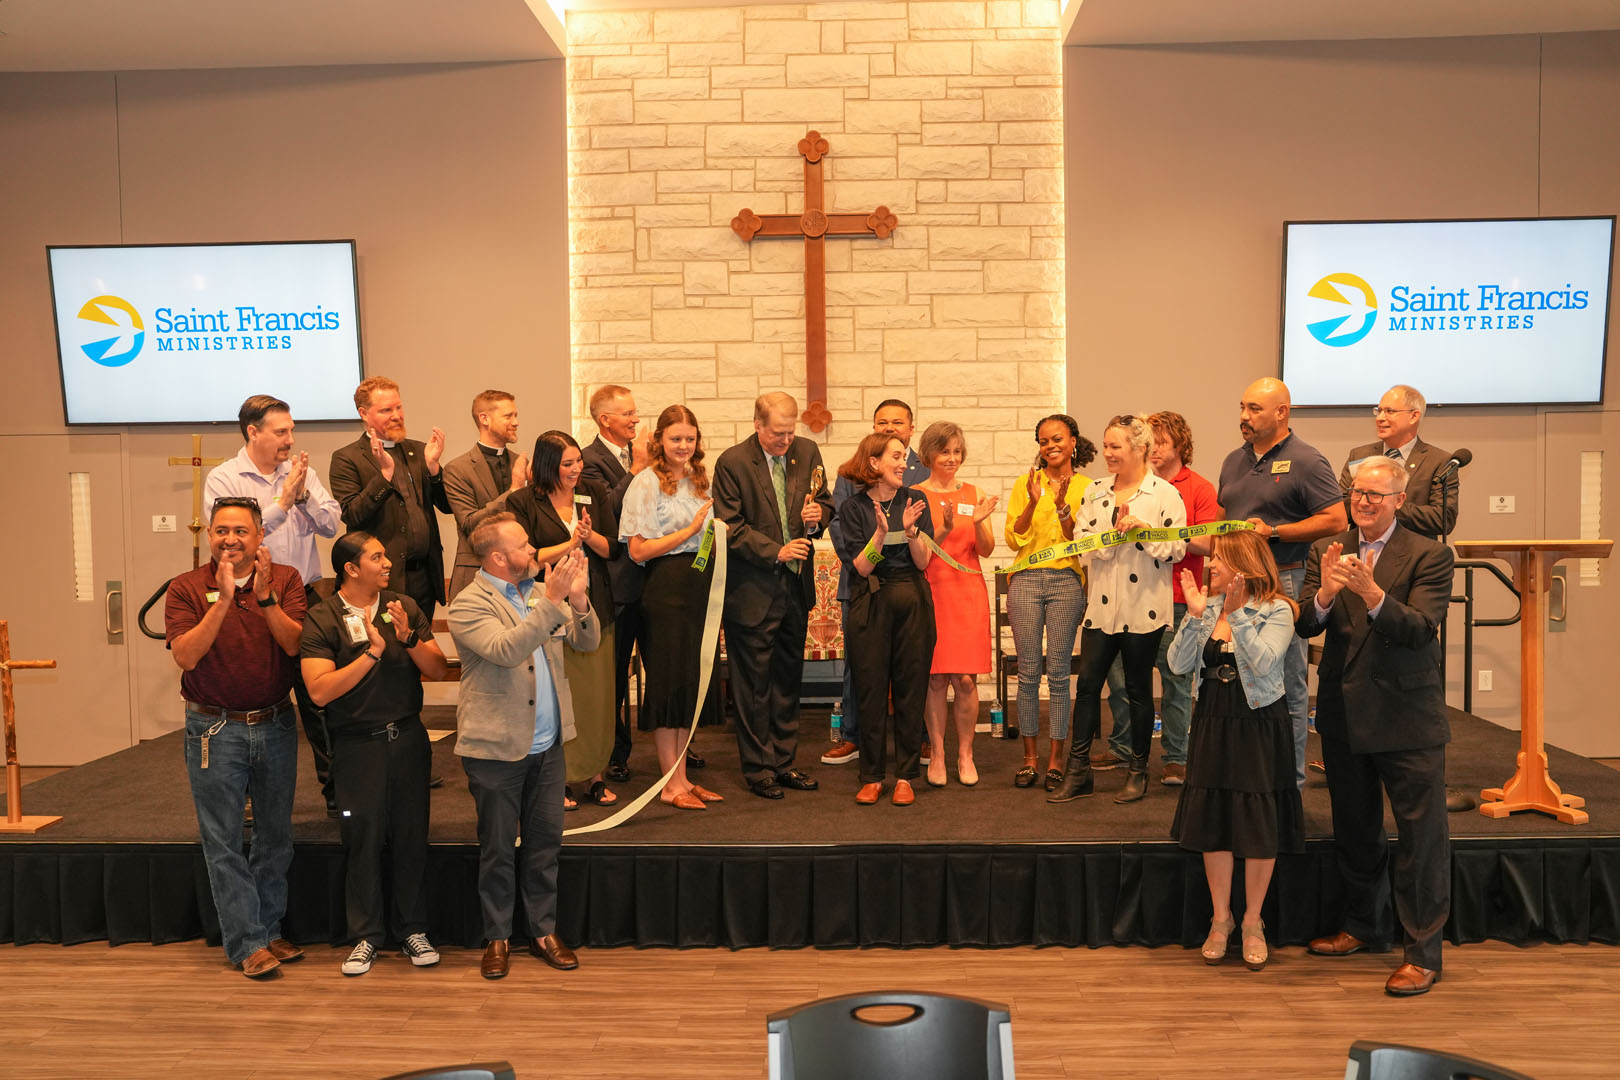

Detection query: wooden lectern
xmin=1452 ymin=539 xmax=1613 ymax=825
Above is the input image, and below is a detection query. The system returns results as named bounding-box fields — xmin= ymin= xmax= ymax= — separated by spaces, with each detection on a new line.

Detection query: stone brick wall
xmin=566 ymin=0 xmax=1064 ymax=528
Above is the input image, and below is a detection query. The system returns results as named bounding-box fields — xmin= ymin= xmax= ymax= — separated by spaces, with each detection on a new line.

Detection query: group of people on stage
xmin=166 ymin=373 xmax=1458 ymax=997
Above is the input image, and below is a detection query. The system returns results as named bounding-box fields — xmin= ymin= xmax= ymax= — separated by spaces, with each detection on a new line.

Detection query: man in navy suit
xmin=1297 ymin=455 xmax=1453 ymax=997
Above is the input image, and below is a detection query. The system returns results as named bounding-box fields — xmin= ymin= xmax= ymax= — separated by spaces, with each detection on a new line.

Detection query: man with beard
xmin=444 ymin=389 xmax=532 ymax=600
xmin=329 ymin=376 xmax=451 ymax=621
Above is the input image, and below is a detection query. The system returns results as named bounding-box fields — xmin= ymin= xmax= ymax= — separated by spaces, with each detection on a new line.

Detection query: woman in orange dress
xmin=916 ymin=422 xmax=997 ymax=787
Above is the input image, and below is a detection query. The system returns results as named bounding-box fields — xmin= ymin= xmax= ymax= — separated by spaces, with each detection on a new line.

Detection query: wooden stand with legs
xmin=0 ymin=619 xmax=62 ymax=834
xmin=1453 ymin=539 xmax=1612 ymax=825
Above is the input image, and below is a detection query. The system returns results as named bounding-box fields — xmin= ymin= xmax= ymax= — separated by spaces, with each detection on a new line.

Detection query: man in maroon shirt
xmin=165 ymin=496 xmax=307 ymax=978
xmin=1099 ymin=411 xmax=1222 ymax=783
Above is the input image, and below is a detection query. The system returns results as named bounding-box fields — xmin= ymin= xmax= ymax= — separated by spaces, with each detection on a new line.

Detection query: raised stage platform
xmin=4 ymin=707 xmax=1618 ymax=951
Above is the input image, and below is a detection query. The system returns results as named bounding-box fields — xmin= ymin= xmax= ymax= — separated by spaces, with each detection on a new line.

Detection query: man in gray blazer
xmin=443 ymin=390 xmax=530 ymax=600
xmin=448 ymin=513 xmax=599 ymax=980
xmin=1338 ymin=384 xmax=1459 ymax=540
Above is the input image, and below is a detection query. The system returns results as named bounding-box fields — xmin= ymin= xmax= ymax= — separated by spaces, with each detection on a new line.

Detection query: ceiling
xmin=0 ymin=0 xmax=1615 ymax=71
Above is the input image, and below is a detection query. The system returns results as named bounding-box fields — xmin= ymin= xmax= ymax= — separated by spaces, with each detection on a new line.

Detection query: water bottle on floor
xmin=990 ymin=700 xmax=1005 ymax=739
xmin=830 ymin=700 xmax=843 ymax=744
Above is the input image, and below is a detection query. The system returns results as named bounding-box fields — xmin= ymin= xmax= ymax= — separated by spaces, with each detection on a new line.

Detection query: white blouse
xmin=1077 ymin=471 xmax=1187 ymax=635
xmin=618 ymin=469 xmax=714 ymax=563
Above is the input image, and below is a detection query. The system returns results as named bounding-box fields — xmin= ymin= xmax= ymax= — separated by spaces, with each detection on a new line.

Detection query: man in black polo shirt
xmin=1217 ymin=377 xmax=1347 ymax=788
xmin=165 ymin=496 xmax=308 ymax=979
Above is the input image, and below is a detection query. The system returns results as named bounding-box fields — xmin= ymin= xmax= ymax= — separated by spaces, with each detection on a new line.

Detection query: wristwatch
xmin=401 ymin=629 xmax=421 ymax=649
xmin=257 ymin=592 xmax=279 ymax=608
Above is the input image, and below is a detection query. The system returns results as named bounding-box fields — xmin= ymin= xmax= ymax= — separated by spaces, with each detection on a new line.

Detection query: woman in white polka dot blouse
xmin=1048 ymin=415 xmax=1186 ymax=806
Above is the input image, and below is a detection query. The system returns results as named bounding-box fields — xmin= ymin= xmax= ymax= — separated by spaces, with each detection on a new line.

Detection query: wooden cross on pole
xmin=731 ymin=130 xmax=898 ymax=433
xmin=0 ymin=620 xmax=62 ymax=833
xmin=169 ymin=434 xmax=226 ymax=568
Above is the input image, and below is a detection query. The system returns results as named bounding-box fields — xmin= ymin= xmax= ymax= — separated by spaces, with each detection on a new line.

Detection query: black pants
xmin=725 ymin=576 xmax=809 ymax=787
xmin=462 ymin=743 xmax=567 ymax=943
xmin=1321 ymin=735 xmax=1450 ymax=971
xmin=403 ymin=566 xmax=438 ymax=625
xmin=845 ymin=574 xmax=935 ymax=785
xmin=1073 ymin=627 xmax=1165 ymax=759
xmin=296 ymin=583 xmax=334 ymax=804
xmin=610 ymin=602 xmax=641 ymax=767
xmin=331 ymin=718 xmax=431 ymax=944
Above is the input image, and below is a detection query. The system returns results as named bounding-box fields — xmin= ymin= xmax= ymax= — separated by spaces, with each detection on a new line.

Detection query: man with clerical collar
xmin=206 ymin=394 xmax=343 ymax=815
xmin=328 ymin=376 xmax=451 ymax=621
xmin=1217 ymin=377 xmax=1347 ymax=789
xmin=828 ymin=399 xmax=930 ymax=765
xmin=164 ymin=496 xmax=308 ymax=978
xmin=448 ymin=514 xmax=599 ymax=979
xmin=1338 ymin=384 xmax=1459 ymax=541
xmin=444 ymin=389 xmax=532 ymax=600
xmin=1298 ymin=455 xmax=1453 ymax=997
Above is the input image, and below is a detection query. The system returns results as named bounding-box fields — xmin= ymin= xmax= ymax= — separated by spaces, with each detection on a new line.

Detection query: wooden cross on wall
xmin=168 ymin=434 xmax=226 ymax=569
xmin=731 ymin=130 xmax=898 ymax=433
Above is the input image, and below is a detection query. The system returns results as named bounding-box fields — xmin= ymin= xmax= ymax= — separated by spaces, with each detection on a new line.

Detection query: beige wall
xmin=0 ymin=62 xmax=569 ymax=744
xmin=1064 ymin=32 xmax=1620 ymax=752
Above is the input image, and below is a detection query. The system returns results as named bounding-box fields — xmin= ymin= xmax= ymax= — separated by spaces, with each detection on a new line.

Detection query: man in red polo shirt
xmin=1098 ymin=411 xmax=1221 ymax=784
xmin=165 ymin=496 xmax=307 ymax=978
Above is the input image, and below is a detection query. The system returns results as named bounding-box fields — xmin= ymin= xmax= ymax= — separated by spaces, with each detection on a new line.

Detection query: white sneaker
xmin=342 ymin=940 xmax=377 ymax=976
xmin=402 ymin=932 xmax=440 ymax=967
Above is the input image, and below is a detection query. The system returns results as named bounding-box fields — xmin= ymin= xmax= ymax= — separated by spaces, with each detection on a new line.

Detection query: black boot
xmin=1047 ymin=738 xmax=1094 ymax=803
xmin=1114 ymin=755 xmax=1149 ymax=803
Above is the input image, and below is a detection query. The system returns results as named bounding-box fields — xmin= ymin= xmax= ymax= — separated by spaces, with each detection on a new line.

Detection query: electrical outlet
xmin=153 ymin=515 xmax=177 ymax=533
xmin=1489 ymin=495 xmax=1515 ymax=514
xmin=1478 ymin=669 xmax=1493 ymax=692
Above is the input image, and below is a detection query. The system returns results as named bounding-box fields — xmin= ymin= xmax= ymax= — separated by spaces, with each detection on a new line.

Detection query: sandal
xmin=660 ymin=789 xmax=705 ymax=811
xmin=1013 ymin=765 xmax=1038 ymax=788
xmin=587 ymin=780 xmax=617 ymax=806
xmin=689 ymin=783 xmax=724 ymax=803
xmin=1241 ymin=920 xmax=1268 ymax=971
xmin=1202 ymin=916 xmax=1235 ymax=964
xmin=1043 ymin=769 xmax=1064 ymax=792
xmin=563 ymin=786 xmax=578 ymax=812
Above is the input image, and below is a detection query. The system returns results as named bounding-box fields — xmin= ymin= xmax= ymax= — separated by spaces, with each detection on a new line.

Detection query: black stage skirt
xmin=1169 ymin=670 xmax=1306 ymax=859
xmin=634 ymin=552 xmax=722 ymax=732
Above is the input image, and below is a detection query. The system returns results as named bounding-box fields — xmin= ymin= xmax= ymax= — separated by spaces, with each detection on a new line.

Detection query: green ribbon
xmin=1000 ymin=519 xmax=1256 ymax=576
xmin=690 ymin=520 xmax=716 ymax=570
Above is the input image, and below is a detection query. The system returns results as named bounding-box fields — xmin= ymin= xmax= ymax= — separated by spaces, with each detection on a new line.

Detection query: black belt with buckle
xmin=185 ymin=698 xmax=294 ymax=724
xmin=1206 ymin=663 xmax=1240 ymax=684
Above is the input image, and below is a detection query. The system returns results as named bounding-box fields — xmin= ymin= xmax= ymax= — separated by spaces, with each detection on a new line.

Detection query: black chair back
xmin=767 ymin=990 xmax=1012 ymax=1080
xmin=1347 ymin=1040 xmax=1536 ymax=1080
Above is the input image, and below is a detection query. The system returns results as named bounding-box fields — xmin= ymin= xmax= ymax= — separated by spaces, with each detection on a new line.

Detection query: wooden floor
xmin=2 ymin=939 xmax=1617 ymax=1078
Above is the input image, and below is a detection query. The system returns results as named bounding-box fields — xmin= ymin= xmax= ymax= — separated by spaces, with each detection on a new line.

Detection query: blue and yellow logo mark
xmin=1305 ymin=273 xmax=1378 ymax=347
xmin=76 ymin=295 xmax=145 ymax=366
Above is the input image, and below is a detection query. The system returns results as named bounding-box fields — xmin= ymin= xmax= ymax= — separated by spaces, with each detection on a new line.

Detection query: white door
xmin=0 ymin=434 xmax=134 ymax=765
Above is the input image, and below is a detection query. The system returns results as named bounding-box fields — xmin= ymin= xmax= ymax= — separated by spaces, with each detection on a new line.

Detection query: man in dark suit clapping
xmin=1297 ymin=455 xmax=1454 ymax=997
xmin=712 ymin=392 xmax=836 ymax=799
xmin=1338 ymin=384 xmax=1459 ymax=540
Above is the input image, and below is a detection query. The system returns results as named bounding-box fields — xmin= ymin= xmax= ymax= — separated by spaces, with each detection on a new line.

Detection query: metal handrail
xmin=136 ymin=579 xmax=173 ymax=641
xmin=1446 ymin=559 xmax=1521 ymax=714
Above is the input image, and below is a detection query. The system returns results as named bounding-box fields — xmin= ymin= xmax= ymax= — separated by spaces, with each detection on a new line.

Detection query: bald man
xmin=1217 ymin=378 xmax=1347 ymax=788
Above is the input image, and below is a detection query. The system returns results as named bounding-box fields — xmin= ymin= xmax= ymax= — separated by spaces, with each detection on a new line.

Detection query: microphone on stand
xmin=1436 ymin=447 xmax=1472 ymax=479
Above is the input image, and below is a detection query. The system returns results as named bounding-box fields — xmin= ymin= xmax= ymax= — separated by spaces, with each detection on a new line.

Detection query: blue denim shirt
xmin=1166 ymin=595 xmax=1295 ymax=709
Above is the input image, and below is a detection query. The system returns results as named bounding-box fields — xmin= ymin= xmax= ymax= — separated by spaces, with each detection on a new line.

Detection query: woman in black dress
xmin=507 ymin=430 xmax=619 ymax=810
xmin=1166 ymin=529 xmax=1305 ymax=970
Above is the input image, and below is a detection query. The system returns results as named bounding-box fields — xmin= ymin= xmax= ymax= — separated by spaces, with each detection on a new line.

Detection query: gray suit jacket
xmin=1339 ymin=437 xmax=1459 ymax=540
xmin=443 ymin=445 xmax=517 ymax=600
xmin=448 ymin=572 xmax=601 ymax=763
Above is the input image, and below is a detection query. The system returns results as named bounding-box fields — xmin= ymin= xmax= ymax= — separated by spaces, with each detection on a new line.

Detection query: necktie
xmin=620 ymin=444 xmax=631 ymax=471
xmin=772 ymin=456 xmax=798 ymax=573
xmin=1384 ymin=446 xmax=1401 ymax=460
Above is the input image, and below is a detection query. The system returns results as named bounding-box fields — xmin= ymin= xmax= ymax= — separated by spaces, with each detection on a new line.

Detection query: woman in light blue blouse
xmin=618 ymin=404 xmax=723 ymax=812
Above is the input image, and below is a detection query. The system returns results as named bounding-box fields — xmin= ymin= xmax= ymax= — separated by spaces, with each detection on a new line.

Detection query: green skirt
xmin=564 ymin=623 xmax=616 ymax=784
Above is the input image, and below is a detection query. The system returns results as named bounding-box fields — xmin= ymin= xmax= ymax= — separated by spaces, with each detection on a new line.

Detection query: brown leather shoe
xmin=661 ymin=790 xmax=706 ymax=811
xmin=1308 ymin=930 xmax=1369 ymax=956
xmin=240 ymin=947 xmax=280 ymax=978
xmin=530 ymin=933 xmax=578 ymax=971
xmin=1385 ymin=963 xmax=1441 ymax=996
xmin=266 ymin=938 xmax=304 ymax=962
xmin=481 ymin=940 xmax=510 ymax=980
xmin=855 ymin=782 xmax=883 ymax=805
xmin=689 ymin=783 xmax=724 ymax=803
xmin=891 ymin=780 xmax=915 ymax=806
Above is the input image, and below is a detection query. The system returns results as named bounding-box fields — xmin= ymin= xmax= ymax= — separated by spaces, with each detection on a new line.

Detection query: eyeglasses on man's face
xmin=1372 ymin=407 xmax=1417 ymax=418
xmin=1348 ymin=488 xmax=1397 ymax=504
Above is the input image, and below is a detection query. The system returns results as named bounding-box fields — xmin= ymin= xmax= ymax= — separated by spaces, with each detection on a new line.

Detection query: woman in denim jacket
xmin=1166 ymin=529 xmax=1306 ymax=971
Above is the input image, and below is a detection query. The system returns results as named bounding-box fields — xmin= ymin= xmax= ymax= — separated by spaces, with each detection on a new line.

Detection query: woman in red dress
xmin=916 ymin=422 xmax=997 ymax=787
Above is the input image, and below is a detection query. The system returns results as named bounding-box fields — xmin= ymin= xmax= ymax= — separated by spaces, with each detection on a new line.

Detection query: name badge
xmin=574 ymin=494 xmax=593 ymax=505
xmin=205 ymin=591 xmax=220 ymax=603
xmin=1271 ymin=460 xmax=1291 ymax=474
xmin=527 ymin=597 xmax=539 ymax=609
xmin=957 ymin=503 xmax=974 ymax=516
xmin=884 ymin=530 xmax=907 ymax=546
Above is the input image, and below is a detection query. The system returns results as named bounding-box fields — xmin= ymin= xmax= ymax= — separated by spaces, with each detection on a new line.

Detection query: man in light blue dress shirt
xmin=204 ymin=394 xmax=343 ymax=810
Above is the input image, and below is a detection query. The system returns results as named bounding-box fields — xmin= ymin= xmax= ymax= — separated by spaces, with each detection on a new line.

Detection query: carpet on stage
xmin=4 ymin=707 xmax=1618 ymax=951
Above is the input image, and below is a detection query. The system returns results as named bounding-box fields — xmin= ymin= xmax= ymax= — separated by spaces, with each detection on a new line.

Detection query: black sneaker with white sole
xmin=342 ymin=940 xmax=377 ymax=976
xmin=402 ymin=932 xmax=440 ymax=967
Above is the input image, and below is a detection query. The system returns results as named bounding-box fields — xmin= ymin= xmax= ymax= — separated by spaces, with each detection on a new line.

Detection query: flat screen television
xmin=1279 ymin=217 xmax=1614 ymax=407
xmin=48 ymin=240 xmax=364 ymax=425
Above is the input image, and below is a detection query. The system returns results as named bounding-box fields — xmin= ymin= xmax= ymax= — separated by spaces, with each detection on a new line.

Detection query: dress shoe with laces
xmin=820 ymin=739 xmax=859 ymax=765
xmin=605 ymin=761 xmax=631 ymax=784
xmin=240 ymin=947 xmax=280 ymax=979
xmin=1385 ymin=963 xmax=1441 ymax=996
xmin=531 ymin=933 xmax=578 ymax=971
xmin=1308 ymin=930 xmax=1370 ymax=956
xmin=266 ymin=938 xmax=304 ymax=962
xmin=686 ymin=749 xmax=706 ymax=769
xmin=776 ymin=769 xmax=818 ymax=791
xmin=481 ymin=940 xmax=510 ymax=979
xmin=749 ymin=778 xmax=785 ymax=800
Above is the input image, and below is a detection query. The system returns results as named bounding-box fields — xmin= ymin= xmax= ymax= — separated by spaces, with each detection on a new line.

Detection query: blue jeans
xmin=1278 ymin=566 xmax=1309 ymax=788
xmin=1105 ymin=603 xmax=1191 ymax=764
xmin=1006 ymin=568 xmax=1086 ymax=740
xmin=183 ymin=704 xmax=298 ymax=965
xmin=839 ymin=599 xmax=859 ymax=742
